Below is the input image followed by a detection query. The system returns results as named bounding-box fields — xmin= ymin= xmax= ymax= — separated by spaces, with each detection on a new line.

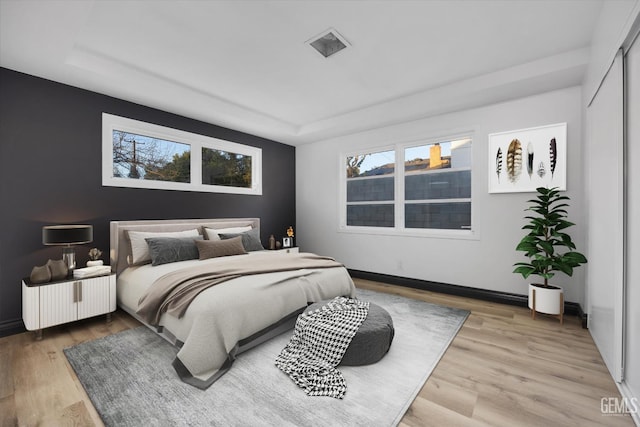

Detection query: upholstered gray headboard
xmin=110 ymin=218 xmax=260 ymax=275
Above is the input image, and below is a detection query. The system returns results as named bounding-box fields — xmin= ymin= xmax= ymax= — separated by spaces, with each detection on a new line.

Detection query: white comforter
xmin=116 ymin=251 xmax=356 ymax=387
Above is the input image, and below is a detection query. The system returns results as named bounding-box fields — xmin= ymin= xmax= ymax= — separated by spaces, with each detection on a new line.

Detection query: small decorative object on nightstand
xmin=87 ymin=247 xmax=104 ymax=267
xmin=74 ymin=265 xmax=111 ymax=278
xmin=282 ymin=237 xmax=292 ymax=248
xmin=286 ymin=226 xmax=295 ymax=247
xmin=268 ymin=235 xmax=276 ymax=250
xmin=46 ymin=259 xmax=68 ymax=280
xmin=29 ymin=259 xmax=69 ymax=284
xmin=29 ymin=264 xmax=51 ymax=284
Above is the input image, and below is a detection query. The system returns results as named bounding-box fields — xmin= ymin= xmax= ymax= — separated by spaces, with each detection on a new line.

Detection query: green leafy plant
xmin=513 ymin=187 xmax=587 ymax=287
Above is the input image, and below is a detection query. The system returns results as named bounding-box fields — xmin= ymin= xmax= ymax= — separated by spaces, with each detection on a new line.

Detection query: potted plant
xmin=513 ymin=187 xmax=587 ymax=322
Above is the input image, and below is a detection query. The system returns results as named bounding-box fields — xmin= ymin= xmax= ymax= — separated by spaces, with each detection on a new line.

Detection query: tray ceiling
xmin=0 ymin=0 xmax=607 ymax=145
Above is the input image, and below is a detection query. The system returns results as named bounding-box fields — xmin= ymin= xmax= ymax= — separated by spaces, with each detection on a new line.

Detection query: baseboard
xmin=0 ymin=318 xmax=26 ymax=338
xmin=349 ymin=269 xmax=586 ymax=327
xmin=578 ymin=305 xmax=588 ymax=329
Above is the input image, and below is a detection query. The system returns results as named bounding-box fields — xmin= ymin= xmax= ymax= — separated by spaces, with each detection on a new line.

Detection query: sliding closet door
xmin=586 ymin=50 xmax=624 ymax=382
xmin=624 ymin=33 xmax=640 ymax=401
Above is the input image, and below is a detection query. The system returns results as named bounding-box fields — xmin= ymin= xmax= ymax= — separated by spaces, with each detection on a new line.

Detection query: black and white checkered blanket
xmin=275 ymin=297 xmax=369 ymax=399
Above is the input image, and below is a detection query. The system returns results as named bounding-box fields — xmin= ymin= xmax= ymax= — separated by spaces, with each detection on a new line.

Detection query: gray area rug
xmin=64 ymin=288 xmax=469 ymax=427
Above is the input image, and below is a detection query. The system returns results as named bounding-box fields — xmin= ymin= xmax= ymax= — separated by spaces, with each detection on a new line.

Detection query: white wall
xmin=297 ymin=86 xmax=586 ymax=304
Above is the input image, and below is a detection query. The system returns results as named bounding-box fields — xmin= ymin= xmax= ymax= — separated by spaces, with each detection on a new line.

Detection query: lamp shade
xmin=43 ymin=225 xmax=93 ymax=246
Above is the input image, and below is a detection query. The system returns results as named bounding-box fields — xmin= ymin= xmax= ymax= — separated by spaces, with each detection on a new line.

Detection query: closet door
xmin=623 ymin=32 xmax=640 ymax=400
xmin=586 ymin=50 xmax=624 ymax=382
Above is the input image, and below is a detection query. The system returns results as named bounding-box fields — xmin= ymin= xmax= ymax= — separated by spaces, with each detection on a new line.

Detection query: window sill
xmin=337 ymin=225 xmax=478 ymax=241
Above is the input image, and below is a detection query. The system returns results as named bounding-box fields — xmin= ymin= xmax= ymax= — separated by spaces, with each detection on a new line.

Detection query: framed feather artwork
xmin=488 ymin=123 xmax=567 ymax=193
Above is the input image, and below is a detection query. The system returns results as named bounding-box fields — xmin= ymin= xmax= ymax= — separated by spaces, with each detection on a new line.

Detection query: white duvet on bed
xmin=116 ymin=251 xmax=356 ymax=387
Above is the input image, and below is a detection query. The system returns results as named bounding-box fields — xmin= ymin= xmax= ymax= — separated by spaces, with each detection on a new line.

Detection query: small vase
xmin=87 ymin=260 xmax=104 ymax=267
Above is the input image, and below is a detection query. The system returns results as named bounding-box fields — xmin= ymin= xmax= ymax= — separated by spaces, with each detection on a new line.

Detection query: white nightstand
xmin=274 ymin=247 xmax=299 ymax=254
xmin=22 ymin=272 xmax=116 ymax=339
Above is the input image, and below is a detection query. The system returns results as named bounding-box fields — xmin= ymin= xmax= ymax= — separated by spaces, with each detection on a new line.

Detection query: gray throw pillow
xmin=195 ymin=236 xmax=248 ymax=259
xmin=128 ymin=228 xmax=200 ymax=265
xmin=219 ymin=228 xmax=264 ymax=251
xmin=145 ymin=236 xmax=203 ymax=266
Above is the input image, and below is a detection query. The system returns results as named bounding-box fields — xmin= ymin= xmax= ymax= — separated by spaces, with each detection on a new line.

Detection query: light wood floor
xmin=0 ymin=279 xmax=634 ymax=427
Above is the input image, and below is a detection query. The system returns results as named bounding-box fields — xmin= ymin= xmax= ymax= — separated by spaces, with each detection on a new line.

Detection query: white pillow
xmin=127 ymin=229 xmax=200 ymax=265
xmin=204 ymin=226 xmax=252 ymax=241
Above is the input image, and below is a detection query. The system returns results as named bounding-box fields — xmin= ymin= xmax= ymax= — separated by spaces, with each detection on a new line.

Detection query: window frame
xmin=339 ymin=133 xmax=476 ymax=239
xmin=102 ymin=113 xmax=262 ymax=195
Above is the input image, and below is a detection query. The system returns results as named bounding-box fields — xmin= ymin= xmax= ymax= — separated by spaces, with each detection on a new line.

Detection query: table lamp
xmin=42 ymin=224 xmax=93 ymax=272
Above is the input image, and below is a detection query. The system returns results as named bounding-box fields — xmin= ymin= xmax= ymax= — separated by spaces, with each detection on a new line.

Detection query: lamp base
xmin=62 ymin=246 xmax=76 ymax=274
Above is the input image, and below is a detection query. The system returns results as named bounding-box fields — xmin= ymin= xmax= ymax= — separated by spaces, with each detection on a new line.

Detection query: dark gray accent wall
xmin=0 ymin=68 xmax=296 ymax=336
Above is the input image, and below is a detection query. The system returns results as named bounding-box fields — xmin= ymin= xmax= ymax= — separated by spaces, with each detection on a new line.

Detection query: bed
xmin=110 ymin=218 xmax=356 ymax=389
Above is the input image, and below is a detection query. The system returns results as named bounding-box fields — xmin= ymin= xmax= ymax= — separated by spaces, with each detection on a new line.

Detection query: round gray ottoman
xmin=304 ymin=300 xmax=394 ymax=366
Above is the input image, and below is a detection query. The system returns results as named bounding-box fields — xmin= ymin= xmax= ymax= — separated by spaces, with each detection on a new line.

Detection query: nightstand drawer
xmin=274 ymin=247 xmax=299 ymax=254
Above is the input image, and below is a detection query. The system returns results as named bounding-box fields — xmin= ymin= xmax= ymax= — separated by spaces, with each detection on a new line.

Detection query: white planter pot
xmin=87 ymin=260 xmax=104 ymax=267
xmin=528 ymin=283 xmax=564 ymax=316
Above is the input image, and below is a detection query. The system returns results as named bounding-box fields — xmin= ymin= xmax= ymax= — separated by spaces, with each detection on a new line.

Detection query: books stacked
xmin=73 ymin=265 xmax=112 ymax=278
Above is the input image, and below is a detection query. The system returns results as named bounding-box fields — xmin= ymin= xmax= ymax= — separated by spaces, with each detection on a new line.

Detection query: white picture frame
xmin=282 ymin=237 xmax=292 ymax=248
xmin=488 ymin=123 xmax=567 ymax=193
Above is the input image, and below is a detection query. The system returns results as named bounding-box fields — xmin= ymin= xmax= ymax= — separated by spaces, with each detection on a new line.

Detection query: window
xmin=346 ymin=149 xmax=395 ymax=227
xmin=202 ymin=148 xmax=252 ymax=188
xmin=102 ymin=113 xmax=261 ymax=195
xmin=112 ymin=130 xmax=191 ymax=183
xmin=404 ymin=138 xmax=471 ymax=230
xmin=342 ymin=135 xmax=472 ymax=235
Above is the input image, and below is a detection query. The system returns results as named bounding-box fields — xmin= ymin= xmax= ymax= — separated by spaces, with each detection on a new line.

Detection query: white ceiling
xmin=0 ymin=0 xmax=607 ymax=145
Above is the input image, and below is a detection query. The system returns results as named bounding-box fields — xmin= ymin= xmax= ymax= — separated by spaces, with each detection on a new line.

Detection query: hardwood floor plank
xmin=401 ymin=395 xmax=491 ymax=427
xmin=39 ymin=401 xmax=96 ymax=427
xmin=0 ymin=339 xmax=14 ymax=400
xmin=449 ymin=332 xmax=618 ymax=394
xmin=459 ymin=313 xmax=484 ymax=330
xmin=0 ymin=395 xmax=18 ymax=427
xmin=420 ymin=376 xmax=478 ymax=417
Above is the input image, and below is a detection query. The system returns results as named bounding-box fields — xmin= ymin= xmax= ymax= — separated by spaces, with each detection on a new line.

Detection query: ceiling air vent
xmin=307 ymin=28 xmax=349 ymax=58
